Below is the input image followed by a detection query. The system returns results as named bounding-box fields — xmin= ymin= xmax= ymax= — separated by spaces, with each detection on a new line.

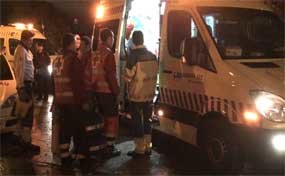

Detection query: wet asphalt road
xmin=0 ymin=96 xmax=284 ymax=175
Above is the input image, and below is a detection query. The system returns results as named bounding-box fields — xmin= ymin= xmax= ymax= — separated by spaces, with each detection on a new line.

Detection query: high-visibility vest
xmin=53 ymin=56 xmax=74 ymax=104
xmin=84 ymin=57 xmax=94 ymax=92
xmin=91 ymin=49 xmax=112 ymax=94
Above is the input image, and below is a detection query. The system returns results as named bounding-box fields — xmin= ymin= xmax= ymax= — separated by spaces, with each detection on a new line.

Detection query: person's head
xmin=63 ymin=33 xmax=76 ymax=52
xmin=132 ymin=30 xmax=144 ymax=46
xmin=100 ymin=28 xmax=114 ymax=48
xmin=36 ymin=43 xmax=44 ymax=53
xmin=80 ymin=36 xmax=91 ymax=52
xmin=74 ymin=34 xmax=81 ymax=50
xmin=1 ymin=46 xmax=7 ymax=55
xmin=126 ymin=24 xmax=134 ymax=40
xmin=21 ymin=30 xmax=34 ymax=49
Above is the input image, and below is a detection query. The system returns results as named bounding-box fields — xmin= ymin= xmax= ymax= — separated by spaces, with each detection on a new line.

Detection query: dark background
xmin=0 ymin=0 xmax=97 ymax=51
xmin=0 ymin=0 xmax=284 ymax=52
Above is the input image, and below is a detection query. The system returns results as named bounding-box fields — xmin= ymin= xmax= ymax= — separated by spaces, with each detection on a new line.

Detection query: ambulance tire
xmin=199 ymin=118 xmax=244 ymax=173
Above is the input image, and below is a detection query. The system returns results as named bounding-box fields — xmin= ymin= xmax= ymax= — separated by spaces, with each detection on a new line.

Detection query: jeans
xmin=130 ymin=101 xmax=152 ymax=138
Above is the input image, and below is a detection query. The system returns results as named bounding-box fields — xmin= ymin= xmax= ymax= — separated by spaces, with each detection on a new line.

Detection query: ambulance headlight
xmin=272 ymin=134 xmax=285 ymax=152
xmin=252 ymin=91 xmax=285 ymax=123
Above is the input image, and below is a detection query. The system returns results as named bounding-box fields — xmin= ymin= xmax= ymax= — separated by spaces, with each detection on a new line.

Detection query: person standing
xmin=14 ymin=30 xmax=40 ymax=153
xmin=33 ymin=43 xmax=51 ymax=101
xmin=92 ymin=28 xmax=121 ymax=157
xmin=79 ymin=36 xmax=106 ymax=159
xmin=124 ymin=31 xmax=158 ymax=157
xmin=53 ymin=33 xmax=88 ymax=169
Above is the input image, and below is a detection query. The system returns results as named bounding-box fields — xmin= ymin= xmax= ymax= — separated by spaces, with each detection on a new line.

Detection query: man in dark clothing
xmin=91 ymin=29 xmax=121 ymax=157
xmin=34 ymin=43 xmax=51 ymax=101
xmin=53 ymin=33 xmax=89 ymax=170
xmin=124 ymin=31 xmax=158 ymax=157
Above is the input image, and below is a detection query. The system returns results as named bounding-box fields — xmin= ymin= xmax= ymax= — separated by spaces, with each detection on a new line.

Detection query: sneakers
xmin=36 ymin=96 xmax=42 ymax=101
xmin=127 ymin=150 xmax=145 ymax=158
xmin=103 ymin=145 xmax=121 ymax=158
xmin=22 ymin=142 xmax=41 ymax=155
xmin=145 ymin=150 xmax=152 ymax=156
xmin=61 ymin=157 xmax=73 ymax=169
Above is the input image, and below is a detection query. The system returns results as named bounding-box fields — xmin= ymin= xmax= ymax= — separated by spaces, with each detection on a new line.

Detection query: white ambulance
xmin=93 ymin=0 xmax=285 ymax=170
xmin=0 ymin=23 xmax=47 ymax=67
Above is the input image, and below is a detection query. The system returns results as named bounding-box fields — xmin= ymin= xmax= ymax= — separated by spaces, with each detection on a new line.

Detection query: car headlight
xmin=251 ymin=91 xmax=285 ymax=123
xmin=1 ymin=94 xmax=17 ymax=109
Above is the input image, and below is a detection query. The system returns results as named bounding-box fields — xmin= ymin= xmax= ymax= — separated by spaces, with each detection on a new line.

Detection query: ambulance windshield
xmin=198 ymin=7 xmax=285 ymax=59
xmin=126 ymin=0 xmax=160 ymax=56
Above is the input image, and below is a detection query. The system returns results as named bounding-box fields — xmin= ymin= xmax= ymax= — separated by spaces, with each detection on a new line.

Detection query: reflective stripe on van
xmin=159 ymin=87 xmax=249 ymax=123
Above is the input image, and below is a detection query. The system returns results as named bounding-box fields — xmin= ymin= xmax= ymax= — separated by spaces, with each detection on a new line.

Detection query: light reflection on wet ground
xmin=1 ymin=95 xmax=284 ymax=175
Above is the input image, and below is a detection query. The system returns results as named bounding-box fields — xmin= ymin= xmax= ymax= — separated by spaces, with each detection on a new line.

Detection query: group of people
xmin=13 ymin=28 xmax=158 ymax=172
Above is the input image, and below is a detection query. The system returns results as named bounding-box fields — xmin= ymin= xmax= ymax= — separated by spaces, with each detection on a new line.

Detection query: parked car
xmin=0 ymin=54 xmax=19 ymax=134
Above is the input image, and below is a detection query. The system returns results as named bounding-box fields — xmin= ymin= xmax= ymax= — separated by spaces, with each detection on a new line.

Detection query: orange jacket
xmin=53 ymin=50 xmax=86 ymax=105
xmin=91 ymin=44 xmax=119 ymax=95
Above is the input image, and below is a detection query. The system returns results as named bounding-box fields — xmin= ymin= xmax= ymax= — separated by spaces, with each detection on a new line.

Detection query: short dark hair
xmin=100 ymin=28 xmax=113 ymax=42
xmin=63 ymin=33 xmax=75 ymax=49
xmin=37 ymin=42 xmax=44 ymax=47
xmin=81 ymin=36 xmax=91 ymax=46
xmin=132 ymin=30 xmax=144 ymax=46
xmin=21 ymin=30 xmax=34 ymax=41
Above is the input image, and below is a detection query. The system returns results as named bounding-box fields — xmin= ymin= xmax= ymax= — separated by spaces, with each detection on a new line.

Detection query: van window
xmin=198 ymin=7 xmax=285 ymax=59
xmin=9 ymin=39 xmax=20 ymax=56
xmin=167 ymin=11 xmax=191 ymax=58
xmin=168 ymin=11 xmax=215 ymax=72
xmin=0 ymin=55 xmax=13 ymax=80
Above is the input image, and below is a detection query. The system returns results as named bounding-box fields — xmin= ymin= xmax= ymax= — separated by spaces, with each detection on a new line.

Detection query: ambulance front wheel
xmin=198 ymin=118 xmax=245 ymax=172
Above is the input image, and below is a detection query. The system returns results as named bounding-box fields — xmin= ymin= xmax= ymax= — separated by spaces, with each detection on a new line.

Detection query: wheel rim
xmin=206 ymin=137 xmax=227 ymax=164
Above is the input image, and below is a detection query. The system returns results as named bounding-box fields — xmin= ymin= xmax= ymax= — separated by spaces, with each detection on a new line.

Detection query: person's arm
xmin=14 ymin=47 xmax=25 ymax=88
xmin=104 ymin=53 xmax=120 ymax=96
xmin=46 ymin=53 xmax=51 ymax=66
xmin=124 ymin=52 xmax=137 ymax=82
xmin=68 ymin=56 xmax=85 ymax=104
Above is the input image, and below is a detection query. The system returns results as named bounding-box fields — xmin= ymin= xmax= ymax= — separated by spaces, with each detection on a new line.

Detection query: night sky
xmin=1 ymin=0 xmax=97 ymax=35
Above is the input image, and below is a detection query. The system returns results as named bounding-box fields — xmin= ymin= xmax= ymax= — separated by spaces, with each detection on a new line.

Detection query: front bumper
xmin=233 ymin=125 xmax=285 ymax=163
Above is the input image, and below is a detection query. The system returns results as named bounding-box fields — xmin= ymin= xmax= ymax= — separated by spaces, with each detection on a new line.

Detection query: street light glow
xmin=27 ymin=23 xmax=34 ymax=30
xmin=96 ymin=4 xmax=104 ymax=19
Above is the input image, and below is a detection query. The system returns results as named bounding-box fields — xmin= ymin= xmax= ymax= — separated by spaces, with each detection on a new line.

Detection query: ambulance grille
xmin=241 ymin=62 xmax=279 ymax=68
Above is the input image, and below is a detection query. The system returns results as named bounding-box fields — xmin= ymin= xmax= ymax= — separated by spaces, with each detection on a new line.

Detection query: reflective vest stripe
xmin=91 ymin=51 xmax=112 ymax=93
xmin=85 ymin=123 xmax=104 ymax=132
xmin=59 ymin=143 xmax=70 ymax=150
xmin=60 ymin=152 xmax=70 ymax=158
xmin=72 ymin=154 xmax=86 ymax=159
xmin=55 ymin=92 xmax=74 ymax=97
xmin=54 ymin=77 xmax=71 ymax=83
xmin=89 ymin=144 xmax=107 ymax=152
xmin=53 ymin=56 xmax=75 ymax=104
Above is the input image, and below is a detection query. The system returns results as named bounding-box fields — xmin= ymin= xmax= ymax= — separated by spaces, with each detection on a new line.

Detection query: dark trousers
xmin=58 ymin=105 xmax=88 ymax=159
xmin=18 ymin=81 xmax=34 ymax=128
xmin=130 ymin=101 xmax=152 ymax=138
xmin=95 ymin=93 xmax=118 ymax=146
xmin=37 ymin=73 xmax=50 ymax=99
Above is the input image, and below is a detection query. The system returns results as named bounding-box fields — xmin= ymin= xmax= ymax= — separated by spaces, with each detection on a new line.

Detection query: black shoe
xmin=43 ymin=96 xmax=48 ymax=102
xmin=78 ymin=159 xmax=91 ymax=174
xmin=23 ymin=143 xmax=40 ymax=155
xmin=36 ymin=96 xmax=42 ymax=101
xmin=61 ymin=157 xmax=73 ymax=169
xmin=127 ymin=151 xmax=145 ymax=158
xmin=104 ymin=146 xmax=121 ymax=158
xmin=145 ymin=150 xmax=152 ymax=156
